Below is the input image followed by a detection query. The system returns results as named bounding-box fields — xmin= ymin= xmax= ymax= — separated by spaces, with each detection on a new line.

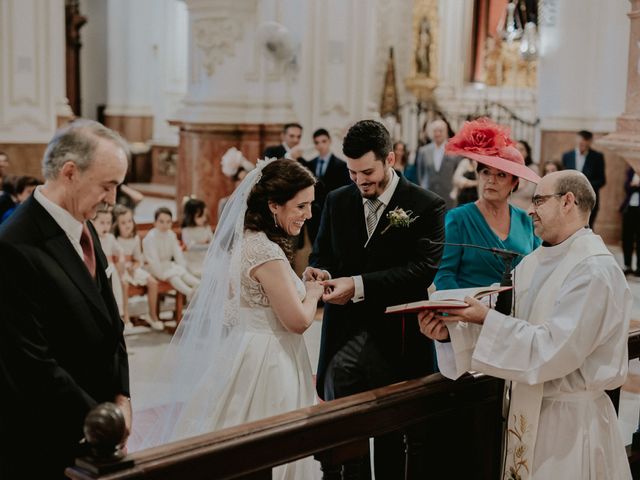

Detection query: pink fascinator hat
xmin=445 ymin=117 xmax=541 ymax=184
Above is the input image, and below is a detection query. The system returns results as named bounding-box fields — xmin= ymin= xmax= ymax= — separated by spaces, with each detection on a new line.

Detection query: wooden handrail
xmin=67 ymin=373 xmax=504 ymax=479
xmin=67 ymin=330 xmax=640 ymax=480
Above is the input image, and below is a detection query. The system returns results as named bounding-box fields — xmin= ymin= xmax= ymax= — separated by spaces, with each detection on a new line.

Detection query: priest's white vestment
xmin=436 ymin=229 xmax=632 ymax=479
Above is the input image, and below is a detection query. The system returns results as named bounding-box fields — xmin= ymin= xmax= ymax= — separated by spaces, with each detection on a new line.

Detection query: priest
xmin=419 ymin=170 xmax=632 ymax=480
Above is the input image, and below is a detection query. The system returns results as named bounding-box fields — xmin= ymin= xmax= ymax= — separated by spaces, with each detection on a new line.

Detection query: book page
xmin=430 ymin=285 xmax=510 ymax=305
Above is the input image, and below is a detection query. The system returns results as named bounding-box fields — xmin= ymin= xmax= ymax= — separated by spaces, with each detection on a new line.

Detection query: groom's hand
xmin=303 ymin=267 xmax=329 ymax=282
xmin=321 ymin=277 xmax=355 ymax=305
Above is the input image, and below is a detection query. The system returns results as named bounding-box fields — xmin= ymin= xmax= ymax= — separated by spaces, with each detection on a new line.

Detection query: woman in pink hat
xmin=434 ymin=118 xmax=541 ymax=289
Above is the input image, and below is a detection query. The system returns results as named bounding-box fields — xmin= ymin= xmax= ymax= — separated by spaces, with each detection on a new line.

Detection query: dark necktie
xmin=316 ymin=159 xmax=325 ymax=178
xmin=80 ymin=223 xmax=96 ymax=278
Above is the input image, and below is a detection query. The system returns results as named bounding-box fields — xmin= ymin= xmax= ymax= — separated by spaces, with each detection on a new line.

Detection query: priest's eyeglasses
xmin=531 ymin=193 xmax=565 ymax=208
xmin=531 ymin=192 xmax=579 ymax=208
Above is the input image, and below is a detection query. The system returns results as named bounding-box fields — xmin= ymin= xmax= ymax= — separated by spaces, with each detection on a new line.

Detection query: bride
xmin=136 ymin=158 xmax=323 ymax=478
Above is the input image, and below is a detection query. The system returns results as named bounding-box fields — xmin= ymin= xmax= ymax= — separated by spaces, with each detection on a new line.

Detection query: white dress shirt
xmin=575 ymin=148 xmax=587 ymax=172
xmin=351 ymin=169 xmax=400 ymax=303
xmin=34 ymin=186 xmax=84 ymax=260
xmin=630 ymin=174 xmax=640 ymax=207
xmin=433 ymin=142 xmax=446 ymax=172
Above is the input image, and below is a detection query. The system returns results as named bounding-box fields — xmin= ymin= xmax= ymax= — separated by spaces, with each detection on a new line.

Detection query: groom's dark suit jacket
xmin=310 ymin=176 xmax=445 ymax=398
xmin=0 ymin=196 xmax=129 ymax=479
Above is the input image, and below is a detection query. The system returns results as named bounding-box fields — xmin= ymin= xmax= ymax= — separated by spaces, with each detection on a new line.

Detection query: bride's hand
xmin=304 ymin=280 xmax=324 ymax=300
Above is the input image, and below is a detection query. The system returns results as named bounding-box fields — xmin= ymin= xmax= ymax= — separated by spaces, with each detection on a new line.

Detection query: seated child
xmin=92 ymin=207 xmax=125 ymax=318
xmin=181 ymin=197 xmax=213 ymax=278
xmin=112 ymin=205 xmax=163 ymax=331
xmin=143 ymin=207 xmax=200 ymax=299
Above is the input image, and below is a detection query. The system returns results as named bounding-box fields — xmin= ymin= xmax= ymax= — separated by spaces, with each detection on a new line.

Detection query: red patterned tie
xmin=80 ymin=223 xmax=96 ymax=278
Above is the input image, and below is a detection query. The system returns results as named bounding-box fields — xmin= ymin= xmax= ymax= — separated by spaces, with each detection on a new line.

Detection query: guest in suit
xmin=415 ymin=119 xmax=461 ymax=209
xmin=305 ymin=120 xmax=446 ymax=478
xmin=562 ymin=130 xmax=605 ymax=228
xmin=306 ymin=128 xmax=350 ymax=244
xmin=0 ymin=120 xmax=131 ymax=479
xmin=262 ymin=122 xmax=305 ymax=161
xmin=620 ymin=166 xmax=640 ymax=276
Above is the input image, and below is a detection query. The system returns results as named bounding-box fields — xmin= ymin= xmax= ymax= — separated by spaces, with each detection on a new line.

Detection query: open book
xmin=384 ymin=285 xmax=513 ymax=314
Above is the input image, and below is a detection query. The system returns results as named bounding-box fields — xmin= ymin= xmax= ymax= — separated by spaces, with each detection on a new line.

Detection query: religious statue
xmin=415 ymin=16 xmax=431 ymax=76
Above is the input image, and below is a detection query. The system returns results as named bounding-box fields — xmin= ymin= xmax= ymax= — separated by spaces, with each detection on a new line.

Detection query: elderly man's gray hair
xmin=555 ymin=171 xmax=596 ymax=215
xmin=42 ymin=119 xmax=129 ymax=180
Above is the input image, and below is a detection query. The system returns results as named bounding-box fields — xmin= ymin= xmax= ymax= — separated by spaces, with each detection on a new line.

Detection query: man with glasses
xmin=419 ymin=170 xmax=632 ymax=479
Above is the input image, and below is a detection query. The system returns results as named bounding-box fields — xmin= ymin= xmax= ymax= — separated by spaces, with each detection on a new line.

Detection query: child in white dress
xmin=143 ymin=207 xmax=200 ymax=299
xmin=91 ymin=208 xmax=125 ymax=318
xmin=181 ymin=198 xmax=213 ymax=278
xmin=112 ymin=206 xmax=163 ymax=331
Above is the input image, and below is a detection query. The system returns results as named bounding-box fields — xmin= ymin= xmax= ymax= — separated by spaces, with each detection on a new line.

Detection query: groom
xmin=305 ymin=120 xmax=445 ymax=478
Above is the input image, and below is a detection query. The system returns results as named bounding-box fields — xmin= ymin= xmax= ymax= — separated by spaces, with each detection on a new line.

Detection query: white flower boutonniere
xmin=380 ymin=207 xmax=419 ymax=235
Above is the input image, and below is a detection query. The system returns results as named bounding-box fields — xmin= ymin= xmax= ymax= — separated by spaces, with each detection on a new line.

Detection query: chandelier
xmin=519 ymin=21 xmax=539 ymax=61
xmin=498 ymin=1 xmax=523 ymax=43
xmin=498 ymin=0 xmax=539 ymax=62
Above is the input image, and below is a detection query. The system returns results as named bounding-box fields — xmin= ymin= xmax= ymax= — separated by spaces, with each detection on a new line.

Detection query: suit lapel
xmin=584 ymin=151 xmax=594 ymax=173
xmin=348 ymin=186 xmax=368 ymax=247
xmin=366 ymin=177 xmax=413 ymax=248
xmin=28 ymin=199 xmax=114 ymax=329
xmin=310 ymin=157 xmax=319 ymax=176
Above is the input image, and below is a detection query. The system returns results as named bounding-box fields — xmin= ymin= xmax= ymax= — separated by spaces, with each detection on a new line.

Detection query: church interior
xmin=3 ymin=0 xmax=640 ymax=478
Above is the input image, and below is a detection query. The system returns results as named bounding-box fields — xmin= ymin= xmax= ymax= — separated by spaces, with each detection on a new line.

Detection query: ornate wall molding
xmin=193 ymin=16 xmax=244 ymax=76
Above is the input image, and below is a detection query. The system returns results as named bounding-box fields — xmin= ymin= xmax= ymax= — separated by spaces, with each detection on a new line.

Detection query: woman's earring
xmin=273 ymin=212 xmax=278 ymax=228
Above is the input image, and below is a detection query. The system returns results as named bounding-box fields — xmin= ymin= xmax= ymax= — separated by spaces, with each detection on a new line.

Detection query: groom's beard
xmin=359 ymin=166 xmax=391 ymax=199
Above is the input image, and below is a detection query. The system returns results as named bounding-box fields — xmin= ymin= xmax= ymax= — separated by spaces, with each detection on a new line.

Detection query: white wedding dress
xmin=171 ymin=230 xmax=321 ymax=479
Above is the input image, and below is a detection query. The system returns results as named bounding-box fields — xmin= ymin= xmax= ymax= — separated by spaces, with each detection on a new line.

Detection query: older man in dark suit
xmin=262 ymin=122 xmax=305 ymax=161
xmin=305 ymin=120 xmax=445 ymax=478
xmin=415 ymin=119 xmax=461 ymax=209
xmin=0 ymin=120 xmax=131 ymax=479
xmin=562 ymin=130 xmax=606 ymax=228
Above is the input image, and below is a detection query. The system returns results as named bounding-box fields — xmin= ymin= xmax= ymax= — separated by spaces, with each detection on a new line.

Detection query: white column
xmin=0 ymin=0 xmax=70 ymax=143
xmin=105 ymin=0 xmax=155 ymax=118
xmin=437 ymin=0 xmax=473 ymax=95
xmin=149 ymin=0 xmax=188 ymax=145
xmin=538 ymin=0 xmax=630 ymax=132
xmin=301 ymin=0 xmax=378 ymax=145
xmin=174 ymin=0 xmax=298 ymax=124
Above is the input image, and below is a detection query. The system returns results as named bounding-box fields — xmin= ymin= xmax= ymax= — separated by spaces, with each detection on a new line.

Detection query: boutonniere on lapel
xmin=380 ymin=207 xmax=419 ymax=235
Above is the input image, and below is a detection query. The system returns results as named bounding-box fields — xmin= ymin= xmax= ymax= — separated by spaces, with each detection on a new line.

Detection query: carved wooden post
xmin=69 ymin=402 xmax=133 ymax=477
xmin=64 ymin=0 xmax=86 ymax=117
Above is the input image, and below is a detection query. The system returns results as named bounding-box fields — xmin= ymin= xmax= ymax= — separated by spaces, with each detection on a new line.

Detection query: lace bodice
xmin=240 ymin=230 xmax=305 ymax=308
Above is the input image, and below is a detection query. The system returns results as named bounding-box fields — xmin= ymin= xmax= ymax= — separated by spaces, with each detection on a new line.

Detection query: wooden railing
xmin=66 ymin=330 xmax=640 ymax=480
xmin=66 ymin=373 xmax=504 ymax=479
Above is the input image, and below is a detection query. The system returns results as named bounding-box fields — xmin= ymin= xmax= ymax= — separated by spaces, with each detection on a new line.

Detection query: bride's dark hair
xmin=244 ymin=159 xmax=316 ymax=261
